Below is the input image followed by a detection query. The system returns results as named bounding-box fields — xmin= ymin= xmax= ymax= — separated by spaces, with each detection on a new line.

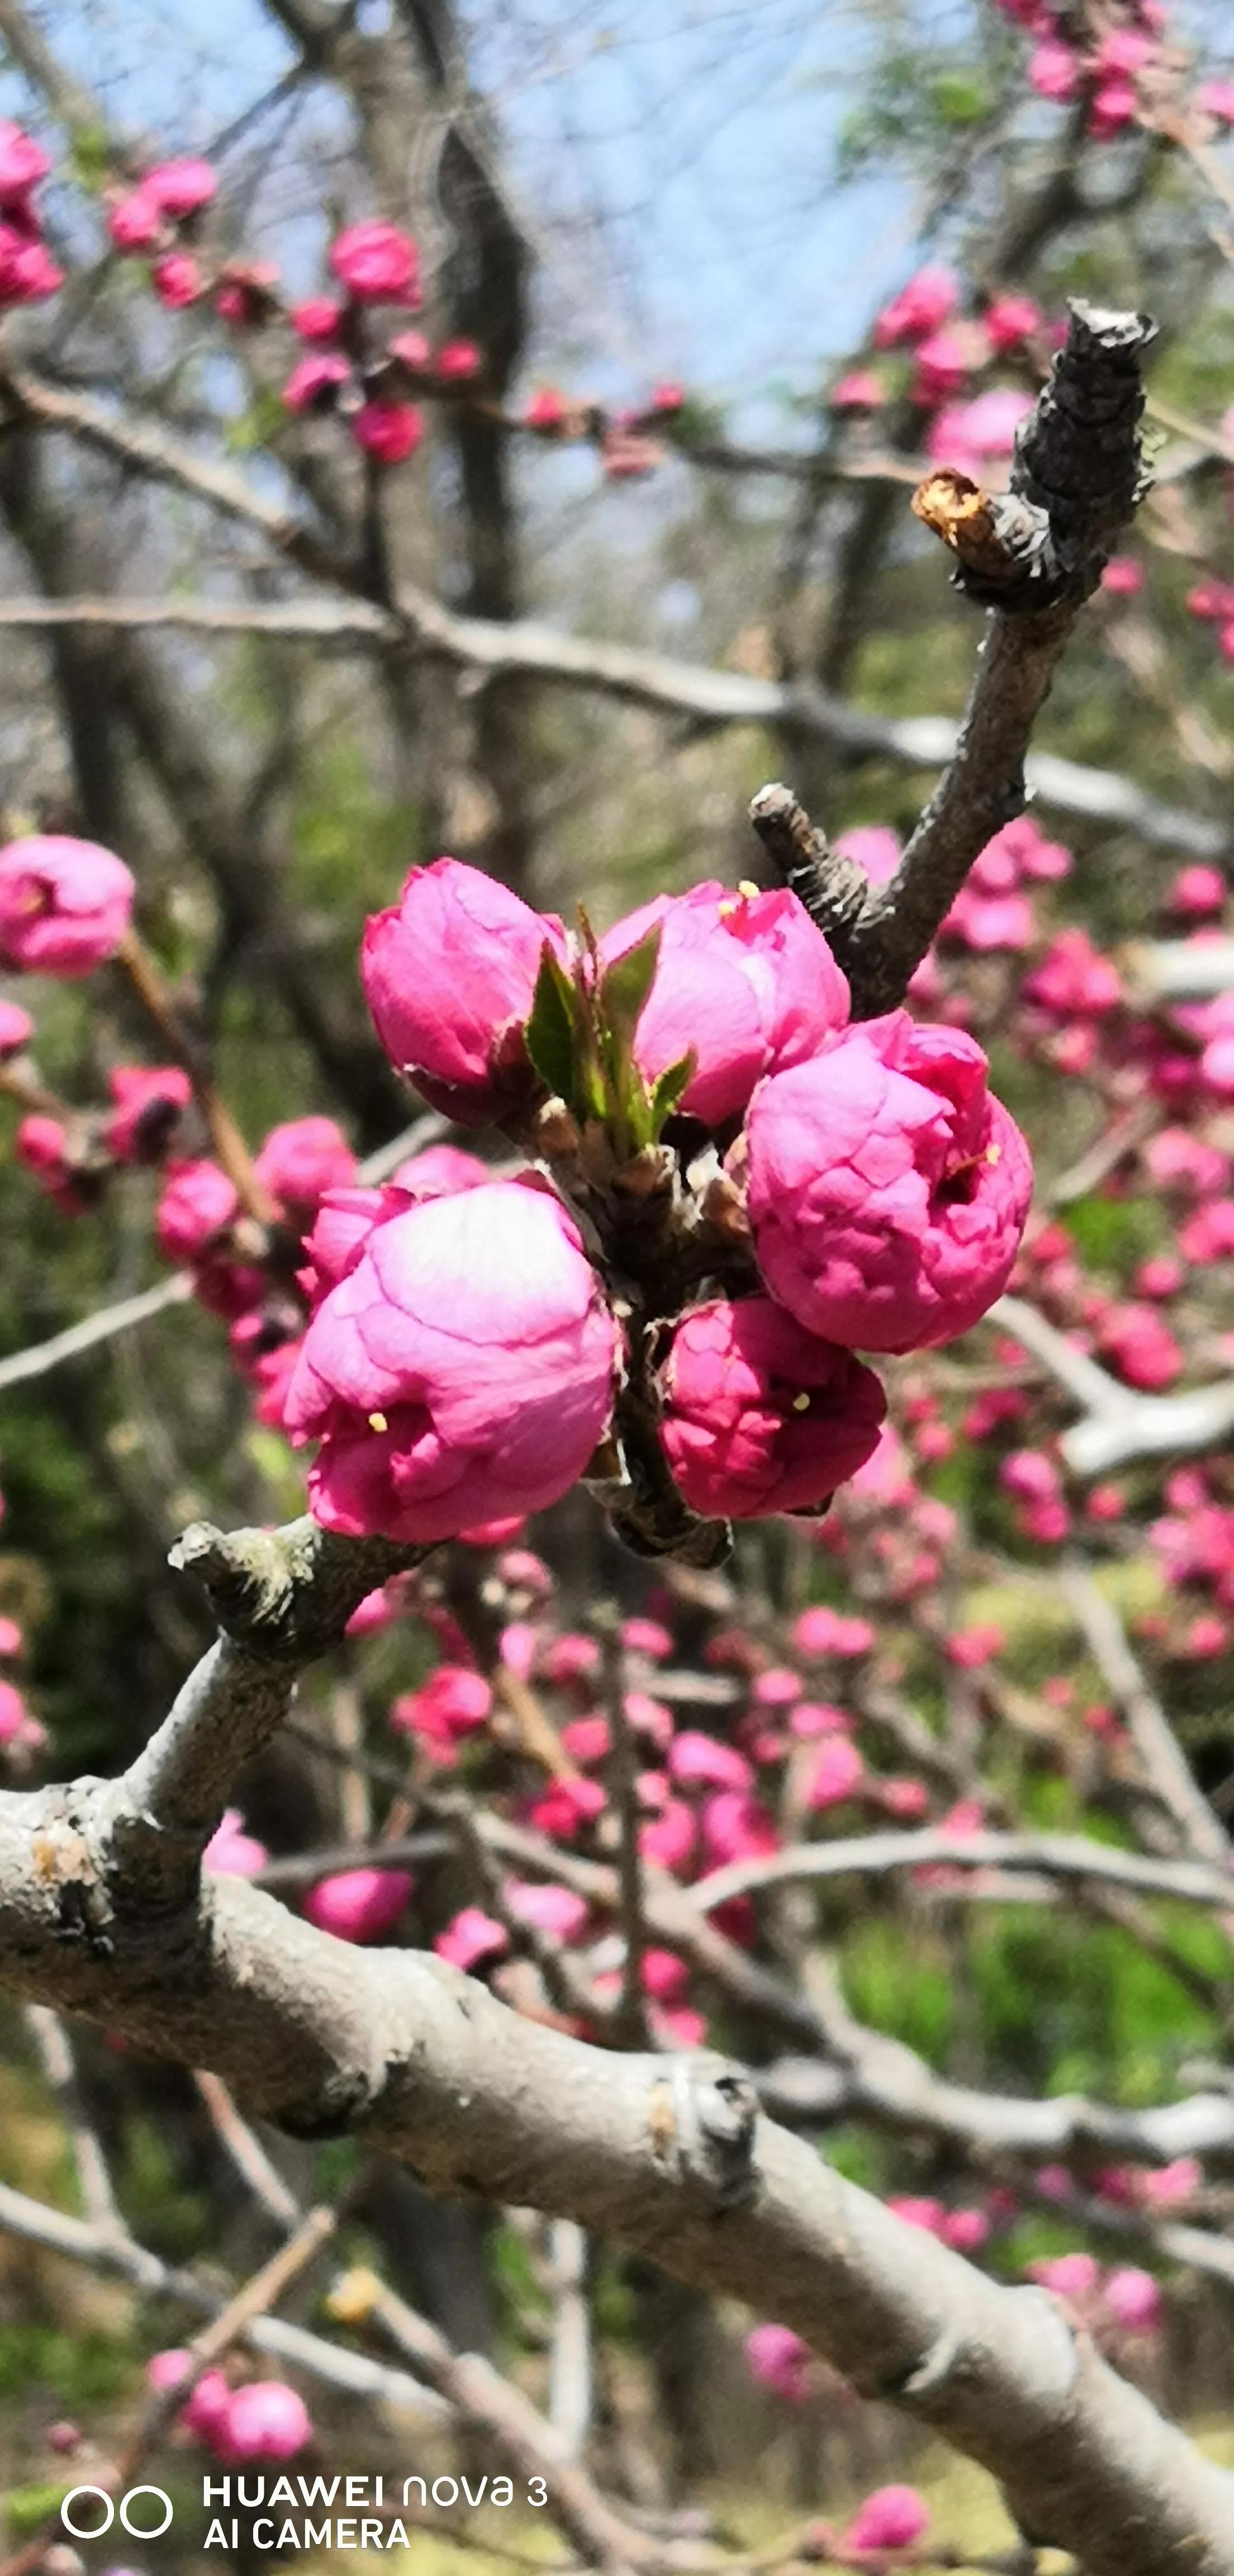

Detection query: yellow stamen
xmin=368 ymin=1411 xmax=389 ymax=1433
xmin=737 ymin=878 xmax=759 ymax=900
xmin=791 ymin=1391 xmax=811 ymax=1413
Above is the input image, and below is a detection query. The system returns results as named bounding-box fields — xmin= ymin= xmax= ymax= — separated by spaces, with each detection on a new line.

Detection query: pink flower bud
xmin=911 ymin=328 xmax=970 ymax=404
xmin=1029 ymin=39 xmax=1080 ymax=98
xmin=103 ymin=1064 xmax=192 ymax=1164
xmin=600 ymin=880 xmax=849 ymax=1128
xmin=436 ymin=338 xmax=482 ymax=381
xmin=747 ymin=1014 xmax=1031 ymax=1355
xmin=944 ymin=1623 xmax=1005 ymax=1669
xmin=107 ymin=188 xmax=164 ymax=251
xmin=292 ymin=295 xmax=346 ymax=340
xmin=389 ymin=327 xmax=433 ymax=373
xmin=145 ymin=157 xmax=218 ymax=217
xmin=1097 ymin=1303 xmax=1182 ymax=1391
xmin=1100 ymin=555 xmax=1144 ymax=595
xmin=361 ymin=856 xmax=568 ymax=1120
xmin=744 ymin=2323 xmax=812 ymax=2403
xmin=255 ymin=1115 xmax=356 ymax=1214
xmin=1089 ymin=76 xmax=1138 ymax=135
xmin=804 ymin=1736 xmax=864 ymax=1808
xmin=669 ymin=1730 xmax=752 ymax=1791
xmin=830 ymin=369 xmax=884 ymax=410
xmin=791 ymin=1604 xmax=875 ymax=1657
xmin=330 ymin=218 xmax=420 ymax=304
xmin=15 ymin=1114 xmax=80 ymax=1212
xmin=1198 ymin=79 xmax=1234 ymax=125
xmin=505 ymin=1877 xmax=588 ymax=1940
xmin=842 ymin=2486 xmax=929 ymax=2555
xmin=282 ymin=351 xmax=350 ymax=413
xmin=0 ymin=834 xmax=134 ymax=976
xmin=872 ymin=266 xmax=957 ymax=347
xmin=0 ymin=122 xmax=49 ymax=203
xmin=0 ymin=999 xmax=32 ymax=1057
xmin=434 ymin=1906 xmax=508 ymax=1970
xmin=203 ymin=1807 xmax=268 ymax=1877
xmin=0 ymin=1679 xmax=31 ymax=1742
xmin=699 ymin=1788 xmax=778 ymax=1867
xmin=657 ymin=1298 xmax=886 ymax=1521
xmin=1166 ymin=864 xmax=1225 ymax=919
xmin=215 ymin=261 xmax=279 ymax=327
xmin=1031 ymin=2251 xmax=1099 ymax=2300
xmin=391 ymin=1664 xmax=492 ymax=1751
xmin=0 ymin=230 xmax=61 ymax=304
xmin=528 ymin=1774 xmax=606 ymax=1839
xmin=1096 ymin=29 xmax=1153 ymax=77
xmin=286 ymin=1179 xmax=619 ymax=1543
xmin=302 ymin=1867 xmax=413 ymax=1942
xmin=151 ymin=252 xmax=203 ymax=307
xmin=621 ymin=1615 xmax=672 ymax=1659
xmin=1104 ymin=2265 xmax=1162 ymax=2332
xmin=984 ymin=292 xmax=1042 ymax=350
xmin=156 ymin=1158 xmax=239 ymax=1261
xmin=525 ymin=386 xmax=568 ymax=430
xmin=352 ymin=399 xmax=423 ymax=464
xmin=640 ymin=1798 xmax=695 ymax=1871
xmin=217 ymin=2381 xmax=312 ymax=2462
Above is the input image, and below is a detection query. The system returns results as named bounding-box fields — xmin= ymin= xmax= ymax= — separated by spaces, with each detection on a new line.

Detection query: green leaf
xmin=599 ymin=925 xmax=661 ymax=1055
xmin=648 ymin=1049 xmax=696 ymax=1137
xmin=524 ymin=942 xmax=581 ymax=1105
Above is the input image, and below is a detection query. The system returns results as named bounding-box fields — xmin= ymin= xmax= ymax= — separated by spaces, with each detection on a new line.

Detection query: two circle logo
xmin=60 ymin=2486 xmax=173 ymax=2540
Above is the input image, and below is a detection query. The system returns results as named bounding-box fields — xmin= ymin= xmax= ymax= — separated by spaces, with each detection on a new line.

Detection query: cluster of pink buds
xmin=148 ymin=2351 xmax=312 ymax=2463
xmin=106 ymin=155 xmax=221 ymax=310
xmin=0 ymin=120 xmax=62 ymax=309
xmin=262 ymin=854 xmax=1034 ymax=1545
xmin=994 ymin=0 xmax=1186 ymax=139
xmin=858 ymin=263 xmax=1048 ymax=484
xmin=283 ymin=220 xmax=434 ymax=465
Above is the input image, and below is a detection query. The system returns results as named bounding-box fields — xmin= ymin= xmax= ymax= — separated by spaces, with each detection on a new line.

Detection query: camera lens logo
xmin=60 ymin=2485 xmax=174 ymax=2540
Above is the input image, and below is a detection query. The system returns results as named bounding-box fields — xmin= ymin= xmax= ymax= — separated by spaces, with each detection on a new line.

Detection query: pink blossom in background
xmin=203 ymin=1808 xmax=268 ymax=1877
xmin=1104 ymin=2266 xmax=1162 ymax=2332
xmin=841 ymin=2485 xmax=930 ymax=2555
xmin=436 ymin=338 xmax=482 ymax=381
xmin=1022 ymin=927 xmax=1122 ymax=1015
xmin=670 ymin=1730 xmax=753 ymax=1791
xmin=104 ymin=1064 xmax=192 ymax=1164
xmin=804 ymin=1736 xmax=864 ymax=1808
xmin=434 ymin=1906 xmax=508 ymax=1971
xmin=1166 ymin=864 xmax=1226 ymax=919
xmin=525 ymin=386 xmax=568 ymax=430
xmin=561 ymin=1715 xmax=610 ymax=1763
xmin=282 ymin=352 xmax=350 ymax=413
xmin=0 ymin=122 xmax=49 ymax=201
xmin=292 ymin=295 xmax=345 ymax=340
xmin=887 ymin=2195 xmax=944 ymax=2234
xmin=1029 ymin=38 xmax=1080 ymax=98
xmin=255 ymin=1116 xmax=357 ymax=1214
xmin=362 ymin=857 xmax=567 ymax=1121
xmin=698 ymin=1788 xmax=779 ymax=1868
xmin=834 ymin=826 xmax=901 ymax=887
xmin=0 ymin=836 xmax=134 ymax=977
xmin=621 ymin=1616 xmax=672 ymax=1660
xmin=15 ymin=1114 xmax=80 ymax=1213
xmin=910 ymin=328 xmax=970 ymax=404
xmin=791 ymin=1604 xmax=875 ymax=1657
xmin=499 ymin=1620 xmax=538 ymax=1680
xmin=391 ymin=1664 xmax=492 ymax=1753
xmin=830 ymin=370 xmax=884 ymax=409
xmin=528 ymin=1774 xmax=606 ymax=1839
xmin=302 ymin=1867 xmax=413 ymax=1942
xmin=984 ymin=292 xmax=1042 ymax=350
xmin=1031 ymin=2251 xmax=1100 ymax=2300
xmin=744 ymin=2322 xmax=813 ymax=2403
xmin=790 ymin=1702 xmax=852 ymax=1739
xmin=0 ymin=1680 xmax=32 ymax=1744
xmin=504 ymin=1878 xmax=589 ymax=1941
xmin=145 ymin=157 xmax=218 ymax=216
xmin=639 ymin=1797 xmax=696 ymax=1872
xmin=0 ymin=1000 xmax=32 ymax=1057
xmin=217 ymin=2382 xmax=313 ymax=2463
xmin=945 ymin=1624 xmax=1006 ymax=1669
xmin=1096 ymin=1304 xmax=1183 ymax=1391
xmin=352 ymin=400 xmax=423 ymax=465
xmin=658 ymin=1298 xmax=886 ymax=1520
xmin=151 ymin=253 xmax=203 ymax=309
xmin=107 ymin=189 xmax=164 ymax=250
xmin=600 ymin=880 xmax=849 ymax=1128
xmin=747 ymin=1013 xmax=1032 ymax=1354
xmin=286 ymin=1180 xmax=619 ymax=1543
xmin=330 ymin=218 xmax=420 ymax=303
xmin=873 ymin=266 xmax=957 ymax=347
xmin=0 ymin=1618 xmax=22 ymax=1656
xmin=1100 ymin=555 xmax=1144 ymax=595
xmin=1198 ymin=79 xmax=1234 ymax=124
xmin=156 ymin=1159 xmax=239 ymax=1261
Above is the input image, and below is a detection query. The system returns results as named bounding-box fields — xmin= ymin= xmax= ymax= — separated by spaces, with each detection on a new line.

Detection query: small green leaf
xmin=648 ymin=1049 xmax=696 ymax=1137
xmin=524 ymin=943 xmax=580 ymax=1104
xmin=599 ymin=925 xmax=662 ymax=1055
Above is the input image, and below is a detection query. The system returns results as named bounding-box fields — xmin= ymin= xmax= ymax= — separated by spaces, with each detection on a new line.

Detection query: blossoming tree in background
xmin=2 ymin=0 xmax=1234 ymax=2569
